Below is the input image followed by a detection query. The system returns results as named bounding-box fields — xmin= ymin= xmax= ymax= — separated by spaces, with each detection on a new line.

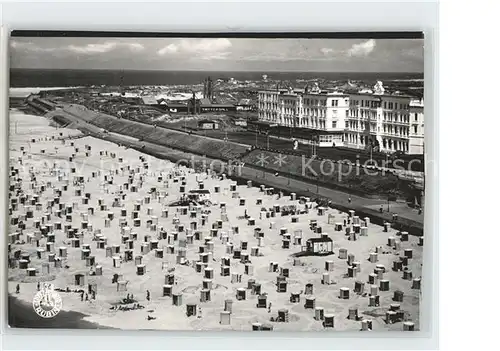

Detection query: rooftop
xmin=198 ymin=119 xmax=218 ymax=124
xmin=189 ymin=189 xmax=211 ymax=194
xmin=307 ymin=237 xmax=333 ymax=243
xmin=141 ymin=97 xmax=159 ymax=105
xmin=237 ymin=99 xmax=253 ymax=105
xmin=410 ymin=99 xmax=424 ymax=107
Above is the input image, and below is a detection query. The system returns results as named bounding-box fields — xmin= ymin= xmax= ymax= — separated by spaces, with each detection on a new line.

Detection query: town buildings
xmin=257 ymin=82 xmax=424 ymax=155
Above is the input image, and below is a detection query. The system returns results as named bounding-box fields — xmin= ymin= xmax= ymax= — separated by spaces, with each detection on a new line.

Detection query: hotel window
xmin=332 ymin=100 xmax=338 ymax=107
xmin=415 ymin=113 xmax=418 ymax=121
xmin=332 ymin=121 xmax=337 ymax=128
xmin=414 ymin=125 xmax=418 ymax=134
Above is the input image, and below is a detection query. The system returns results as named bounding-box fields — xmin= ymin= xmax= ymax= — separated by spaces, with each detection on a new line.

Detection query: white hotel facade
xmin=257 ymin=82 xmax=424 ymax=155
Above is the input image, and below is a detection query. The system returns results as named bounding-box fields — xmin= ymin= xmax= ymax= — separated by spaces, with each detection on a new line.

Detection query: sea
xmin=10 ymin=69 xmax=423 ymax=88
xmin=8 ymin=295 xmax=109 ymax=329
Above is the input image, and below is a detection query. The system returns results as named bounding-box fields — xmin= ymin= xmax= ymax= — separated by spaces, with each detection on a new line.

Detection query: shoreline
xmin=7 ymin=295 xmax=111 ymax=329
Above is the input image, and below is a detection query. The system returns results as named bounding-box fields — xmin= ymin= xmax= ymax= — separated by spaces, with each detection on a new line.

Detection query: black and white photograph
xmin=7 ymin=32 xmax=425 ymax=332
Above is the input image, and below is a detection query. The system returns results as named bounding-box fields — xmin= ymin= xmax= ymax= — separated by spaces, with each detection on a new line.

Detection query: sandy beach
xmin=7 ymin=109 xmax=423 ymax=331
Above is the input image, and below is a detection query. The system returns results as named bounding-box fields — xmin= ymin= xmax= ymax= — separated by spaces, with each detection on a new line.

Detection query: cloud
xmin=128 ymin=43 xmax=145 ymax=52
xmin=158 ymin=44 xmax=178 ymax=55
xmin=320 ymin=48 xmax=334 ymax=54
xmin=68 ymin=42 xmax=117 ymax=54
xmin=10 ymin=40 xmax=144 ymax=55
xmin=157 ymin=38 xmax=232 ymax=59
xmin=10 ymin=41 xmax=57 ymax=53
xmin=347 ymin=39 xmax=376 ymax=57
xmin=10 ymin=37 xmax=422 ymax=72
xmin=68 ymin=42 xmax=144 ymax=54
xmin=199 ymin=52 xmax=231 ymax=60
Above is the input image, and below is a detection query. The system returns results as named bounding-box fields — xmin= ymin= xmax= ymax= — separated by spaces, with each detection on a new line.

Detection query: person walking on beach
xmin=37 ymin=282 xmax=40 ymax=291
xmin=348 ymin=196 xmax=352 ymax=204
xmin=15 ymin=284 xmax=20 ymax=294
xmin=146 ymin=290 xmax=150 ymax=302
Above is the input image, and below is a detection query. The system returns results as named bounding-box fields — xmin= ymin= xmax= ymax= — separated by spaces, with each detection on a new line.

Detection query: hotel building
xmin=257 ymin=82 xmax=424 ymax=155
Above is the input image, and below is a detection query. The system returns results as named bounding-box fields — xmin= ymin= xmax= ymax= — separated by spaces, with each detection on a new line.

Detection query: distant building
xmin=203 ymin=77 xmax=214 ymax=101
xmin=99 ymin=92 xmax=117 ymax=97
xmin=201 ymin=105 xmax=235 ymax=113
xmin=306 ymin=237 xmax=333 ymax=255
xmin=198 ymin=119 xmax=220 ymax=130
xmin=257 ymin=81 xmax=424 ymax=154
xmin=234 ymin=118 xmax=248 ymax=127
xmin=164 ymin=101 xmax=235 ymax=114
xmin=236 ymin=98 xmax=254 ymax=111
xmin=186 ymin=95 xmax=236 ymax=114
xmin=165 ymin=103 xmax=189 ymax=113
xmin=409 ymin=99 xmax=424 ymax=155
xmin=141 ymin=96 xmax=159 ymax=105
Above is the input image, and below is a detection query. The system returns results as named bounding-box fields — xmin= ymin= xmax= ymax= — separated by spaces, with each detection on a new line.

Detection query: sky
xmin=10 ymin=37 xmax=424 ymax=72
